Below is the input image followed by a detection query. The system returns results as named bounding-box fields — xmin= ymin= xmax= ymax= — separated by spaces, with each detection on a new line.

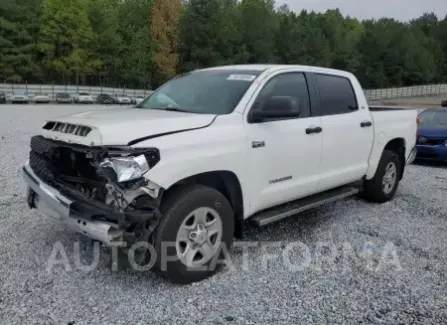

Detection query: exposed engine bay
xmin=29 ymin=135 xmax=162 ymax=226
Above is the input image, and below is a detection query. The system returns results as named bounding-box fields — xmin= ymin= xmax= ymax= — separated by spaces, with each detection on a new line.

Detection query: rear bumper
xmin=416 ymin=145 xmax=447 ymax=162
xmin=22 ymin=165 xmax=156 ymax=245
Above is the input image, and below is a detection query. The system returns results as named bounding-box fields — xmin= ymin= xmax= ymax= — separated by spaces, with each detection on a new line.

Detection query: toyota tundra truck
xmin=23 ymin=65 xmax=417 ymax=283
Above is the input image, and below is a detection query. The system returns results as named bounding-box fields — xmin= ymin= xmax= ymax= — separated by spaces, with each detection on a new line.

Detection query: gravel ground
xmin=1 ymin=104 xmax=447 ymax=325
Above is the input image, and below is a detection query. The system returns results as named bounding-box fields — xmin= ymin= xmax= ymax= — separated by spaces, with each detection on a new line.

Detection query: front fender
xmin=131 ymin=115 xmax=251 ymax=216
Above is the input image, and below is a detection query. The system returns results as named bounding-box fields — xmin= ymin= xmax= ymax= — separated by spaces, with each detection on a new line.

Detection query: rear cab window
xmin=313 ymin=74 xmax=358 ymax=116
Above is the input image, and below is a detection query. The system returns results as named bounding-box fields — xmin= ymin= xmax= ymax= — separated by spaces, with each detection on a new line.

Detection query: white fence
xmin=1 ymin=82 xmax=447 ymax=101
xmin=364 ymin=84 xmax=447 ymax=100
xmin=0 ymin=83 xmax=152 ymax=100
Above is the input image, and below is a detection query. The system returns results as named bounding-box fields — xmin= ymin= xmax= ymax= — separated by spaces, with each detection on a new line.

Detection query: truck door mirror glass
xmin=250 ymin=96 xmax=301 ymax=123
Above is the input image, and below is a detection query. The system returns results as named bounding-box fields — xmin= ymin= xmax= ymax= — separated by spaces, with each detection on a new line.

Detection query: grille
xmin=29 ymin=136 xmax=60 ymax=183
xmin=417 ymin=137 xmax=446 ymax=146
xmin=29 ymin=136 xmax=109 ymax=201
xmin=43 ymin=121 xmax=92 ymax=137
xmin=29 ymin=151 xmax=55 ymax=183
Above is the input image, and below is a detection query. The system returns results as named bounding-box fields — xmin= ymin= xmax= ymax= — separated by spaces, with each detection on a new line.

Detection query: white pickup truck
xmin=23 ymin=65 xmax=417 ymax=283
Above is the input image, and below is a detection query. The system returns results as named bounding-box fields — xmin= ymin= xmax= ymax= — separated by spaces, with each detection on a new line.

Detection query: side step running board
xmin=251 ymin=186 xmax=360 ymax=227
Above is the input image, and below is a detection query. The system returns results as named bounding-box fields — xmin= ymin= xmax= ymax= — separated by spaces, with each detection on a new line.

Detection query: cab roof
xmin=197 ymin=64 xmax=355 ymax=78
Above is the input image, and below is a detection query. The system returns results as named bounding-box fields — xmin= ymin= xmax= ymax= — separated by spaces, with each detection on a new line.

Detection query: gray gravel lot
xmin=1 ymin=104 xmax=447 ymax=325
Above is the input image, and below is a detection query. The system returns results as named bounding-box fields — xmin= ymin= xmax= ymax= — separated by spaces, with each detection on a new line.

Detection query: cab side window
xmin=314 ymin=74 xmax=358 ymax=116
xmin=254 ymin=73 xmax=311 ymax=118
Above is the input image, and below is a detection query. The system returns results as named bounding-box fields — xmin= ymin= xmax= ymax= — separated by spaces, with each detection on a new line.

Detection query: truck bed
xmin=369 ymin=105 xmax=417 ymax=111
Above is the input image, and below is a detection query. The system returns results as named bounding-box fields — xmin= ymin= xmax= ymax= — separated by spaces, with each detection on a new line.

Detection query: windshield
xmin=136 ymin=70 xmax=261 ymax=114
xmin=418 ymin=110 xmax=447 ymax=128
xmin=79 ymin=92 xmax=89 ymax=96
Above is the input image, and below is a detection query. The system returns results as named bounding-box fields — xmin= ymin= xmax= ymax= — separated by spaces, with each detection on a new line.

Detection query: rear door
xmin=245 ymin=71 xmax=323 ymax=215
xmin=311 ymin=73 xmax=374 ymax=192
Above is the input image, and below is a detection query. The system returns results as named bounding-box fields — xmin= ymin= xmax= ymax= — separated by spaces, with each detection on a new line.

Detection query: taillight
xmin=416 ymin=117 xmax=420 ymax=139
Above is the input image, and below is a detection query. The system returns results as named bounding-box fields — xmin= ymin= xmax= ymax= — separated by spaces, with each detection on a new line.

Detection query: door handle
xmin=305 ymin=126 xmax=323 ymax=134
xmin=361 ymin=121 xmax=372 ymax=127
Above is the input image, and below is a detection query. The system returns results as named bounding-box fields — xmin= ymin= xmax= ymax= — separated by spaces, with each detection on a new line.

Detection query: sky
xmin=279 ymin=0 xmax=447 ymax=21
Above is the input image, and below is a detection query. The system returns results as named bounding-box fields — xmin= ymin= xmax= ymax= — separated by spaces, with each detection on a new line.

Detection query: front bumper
xmin=23 ymin=165 xmax=156 ymax=245
xmin=78 ymin=98 xmax=93 ymax=103
xmin=12 ymin=98 xmax=28 ymax=103
xmin=416 ymin=145 xmax=447 ymax=162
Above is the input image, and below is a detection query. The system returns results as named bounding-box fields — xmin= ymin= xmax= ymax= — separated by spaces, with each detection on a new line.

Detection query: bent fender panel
xmin=131 ymin=120 xmax=251 ymax=218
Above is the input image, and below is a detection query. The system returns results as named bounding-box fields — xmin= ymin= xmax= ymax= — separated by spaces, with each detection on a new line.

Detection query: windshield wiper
xmin=163 ymin=107 xmax=190 ymax=113
xmin=150 ymin=107 xmax=199 ymax=114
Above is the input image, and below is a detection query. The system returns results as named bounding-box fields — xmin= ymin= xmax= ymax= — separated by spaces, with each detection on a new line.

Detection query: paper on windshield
xmin=227 ymin=75 xmax=257 ymax=82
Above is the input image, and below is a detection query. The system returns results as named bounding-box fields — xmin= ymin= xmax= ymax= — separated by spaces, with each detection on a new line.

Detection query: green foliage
xmin=179 ymin=0 xmax=248 ymax=72
xmin=39 ymin=0 xmax=100 ymax=84
xmin=0 ymin=0 xmax=43 ymax=82
xmin=0 ymin=0 xmax=446 ymax=88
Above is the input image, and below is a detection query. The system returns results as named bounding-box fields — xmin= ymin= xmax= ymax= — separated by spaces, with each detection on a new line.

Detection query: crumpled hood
xmin=41 ymin=108 xmax=217 ymax=146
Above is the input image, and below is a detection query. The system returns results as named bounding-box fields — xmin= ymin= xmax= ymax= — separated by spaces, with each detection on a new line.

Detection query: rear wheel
xmin=363 ymin=150 xmax=401 ymax=203
xmin=153 ymin=185 xmax=234 ymax=284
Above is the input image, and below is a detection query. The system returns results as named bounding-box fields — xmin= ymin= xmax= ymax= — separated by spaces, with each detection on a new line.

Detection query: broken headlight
xmin=100 ymin=154 xmax=150 ymax=183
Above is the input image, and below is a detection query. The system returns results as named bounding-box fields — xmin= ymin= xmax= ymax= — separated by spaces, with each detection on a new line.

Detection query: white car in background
xmin=116 ymin=94 xmax=132 ymax=105
xmin=132 ymin=95 xmax=146 ymax=105
xmin=11 ymin=93 xmax=29 ymax=104
xmin=33 ymin=93 xmax=51 ymax=104
xmin=74 ymin=92 xmax=94 ymax=104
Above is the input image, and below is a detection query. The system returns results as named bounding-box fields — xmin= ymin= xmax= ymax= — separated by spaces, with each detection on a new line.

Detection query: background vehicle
xmin=55 ymin=93 xmax=72 ymax=103
xmin=33 ymin=93 xmax=51 ymax=104
xmin=73 ymin=92 xmax=93 ymax=104
xmin=0 ymin=92 xmax=6 ymax=103
xmin=97 ymin=94 xmax=115 ymax=104
xmin=132 ymin=95 xmax=146 ymax=105
xmin=11 ymin=93 xmax=29 ymax=103
xmin=416 ymin=108 xmax=447 ymax=162
xmin=116 ymin=94 xmax=132 ymax=104
xmin=23 ymin=65 xmax=417 ymax=284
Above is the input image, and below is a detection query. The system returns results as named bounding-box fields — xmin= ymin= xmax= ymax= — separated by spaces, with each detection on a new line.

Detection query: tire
xmin=153 ymin=185 xmax=234 ymax=284
xmin=441 ymin=100 xmax=447 ymax=107
xmin=363 ymin=150 xmax=401 ymax=203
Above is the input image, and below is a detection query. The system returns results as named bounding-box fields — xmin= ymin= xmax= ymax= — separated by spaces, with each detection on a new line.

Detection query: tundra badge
xmin=252 ymin=141 xmax=265 ymax=148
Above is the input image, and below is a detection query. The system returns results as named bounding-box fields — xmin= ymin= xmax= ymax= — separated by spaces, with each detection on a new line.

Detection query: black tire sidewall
xmin=154 ymin=185 xmax=234 ymax=284
xmin=364 ymin=150 xmax=401 ymax=202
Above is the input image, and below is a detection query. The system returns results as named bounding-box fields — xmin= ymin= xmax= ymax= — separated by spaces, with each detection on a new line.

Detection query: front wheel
xmin=153 ymin=185 xmax=234 ymax=284
xmin=363 ymin=150 xmax=401 ymax=203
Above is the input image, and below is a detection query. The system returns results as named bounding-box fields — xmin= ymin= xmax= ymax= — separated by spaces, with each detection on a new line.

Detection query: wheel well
xmin=384 ymin=138 xmax=406 ymax=179
xmin=164 ymin=171 xmax=244 ymax=238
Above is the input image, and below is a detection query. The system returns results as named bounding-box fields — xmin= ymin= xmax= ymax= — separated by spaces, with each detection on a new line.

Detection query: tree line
xmin=1 ymin=0 xmax=446 ymax=89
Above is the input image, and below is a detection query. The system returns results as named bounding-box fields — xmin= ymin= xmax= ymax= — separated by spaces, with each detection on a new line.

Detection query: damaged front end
xmin=27 ymin=135 xmax=163 ymax=244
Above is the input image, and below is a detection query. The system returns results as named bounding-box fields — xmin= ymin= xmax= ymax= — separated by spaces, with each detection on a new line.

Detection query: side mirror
xmin=250 ymin=96 xmax=301 ymax=123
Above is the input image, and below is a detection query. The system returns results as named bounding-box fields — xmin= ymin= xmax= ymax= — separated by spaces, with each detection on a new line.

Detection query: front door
xmin=244 ymin=71 xmax=323 ymax=215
